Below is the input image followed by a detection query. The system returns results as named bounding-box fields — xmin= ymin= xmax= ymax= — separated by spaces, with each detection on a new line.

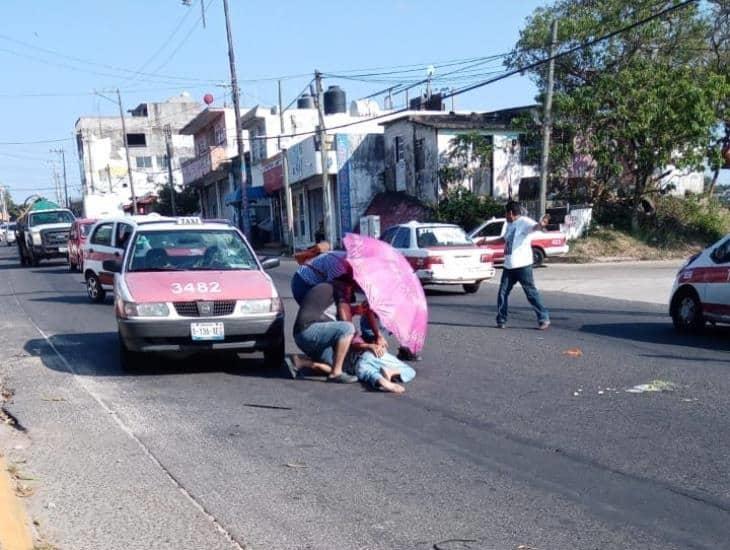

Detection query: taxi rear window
xmin=127 ymin=229 xmax=257 ymax=272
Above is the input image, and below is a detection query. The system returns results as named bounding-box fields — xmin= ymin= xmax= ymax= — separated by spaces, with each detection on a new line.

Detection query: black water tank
xmin=324 ymin=86 xmax=346 ymax=115
xmin=297 ymin=93 xmax=315 ymax=109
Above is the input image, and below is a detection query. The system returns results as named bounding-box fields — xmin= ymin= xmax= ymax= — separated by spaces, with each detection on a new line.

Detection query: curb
xmin=0 ymin=454 xmax=33 ymax=550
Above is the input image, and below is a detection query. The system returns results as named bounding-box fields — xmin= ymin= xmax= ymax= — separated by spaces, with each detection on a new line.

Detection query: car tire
xmin=263 ymin=339 xmax=285 ymax=369
xmin=532 ymin=248 xmax=545 ymax=266
xmin=463 ymin=283 xmax=481 ymax=294
xmin=671 ymin=289 xmax=705 ymax=332
xmin=86 ymin=273 xmax=106 ymax=303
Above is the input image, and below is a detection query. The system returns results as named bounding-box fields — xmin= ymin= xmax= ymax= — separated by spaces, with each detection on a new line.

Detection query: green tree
xmin=438 ymin=132 xmax=494 ymax=195
xmin=507 ymin=0 xmax=730 ymax=231
xmin=155 ymin=185 xmax=201 ymax=216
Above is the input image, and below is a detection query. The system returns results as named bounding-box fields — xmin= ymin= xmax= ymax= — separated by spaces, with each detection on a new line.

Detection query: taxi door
xmin=86 ymin=222 xmax=117 ymax=285
xmin=702 ymin=237 xmax=730 ymax=320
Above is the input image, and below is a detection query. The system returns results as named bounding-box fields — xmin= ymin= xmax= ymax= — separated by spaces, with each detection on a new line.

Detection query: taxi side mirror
xmin=103 ymin=259 xmax=122 ymax=273
xmin=260 ymin=257 xmax=280 ymax=270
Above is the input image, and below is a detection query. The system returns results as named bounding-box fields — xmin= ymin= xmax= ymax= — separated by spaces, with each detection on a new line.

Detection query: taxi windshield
xmin=127 ymin=229 xmax=257 ymax=272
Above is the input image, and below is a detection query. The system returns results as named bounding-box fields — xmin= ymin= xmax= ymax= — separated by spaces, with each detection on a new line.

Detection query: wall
xmin=383 ymin=120 xmax=439 ymax=203
xmin=335 ymin=133 xmax=385 ymax=235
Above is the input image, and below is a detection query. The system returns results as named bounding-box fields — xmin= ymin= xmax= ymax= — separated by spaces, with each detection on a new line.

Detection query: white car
xmin=380 ymin=221 xmax=496 ymax=294
xmin=5 ymin=223 xmax=17 ymax=246
xmin=670 ymin=235 xmax=730 ymax=331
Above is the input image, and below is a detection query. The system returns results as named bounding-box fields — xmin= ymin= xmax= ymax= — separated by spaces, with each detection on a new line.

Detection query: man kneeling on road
xmin=496 ymin=201 xmax=551 ymax=330
xmin=292 ymin=282 xmax=358 ymax=384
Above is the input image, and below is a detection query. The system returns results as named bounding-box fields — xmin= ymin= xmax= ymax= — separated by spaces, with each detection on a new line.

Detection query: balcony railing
xmin=181 ymin=145 xmax=229 ymax=184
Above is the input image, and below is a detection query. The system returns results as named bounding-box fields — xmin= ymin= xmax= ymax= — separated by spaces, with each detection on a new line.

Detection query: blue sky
xmin=0 ymin=0 xmax=546 ymax=203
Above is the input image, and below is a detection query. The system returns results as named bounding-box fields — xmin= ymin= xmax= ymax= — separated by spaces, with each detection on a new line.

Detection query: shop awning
xmin=224 ymin=187 xmax=242 ymax=205
xmin=247 ymin=186 xmax=267 ymax=200
xmin=225 ymin=186 xmax=267 ymax=205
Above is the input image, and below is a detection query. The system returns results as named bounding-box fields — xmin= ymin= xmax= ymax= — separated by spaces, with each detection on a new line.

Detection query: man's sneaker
xmin=327 ymin=372 xmax=359 ymax=384
xmin=538 ymin=320 xmax=551 ymax=330
xmin=496 ymin=322 xmax=506 ymax=329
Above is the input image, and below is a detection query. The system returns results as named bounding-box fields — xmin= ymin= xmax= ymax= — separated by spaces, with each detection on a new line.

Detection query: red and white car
xmin=67 ymin=218 xmax=98 ymax=272
xmin=468 ymin=217 xmax=569 ymax=266
xmin=380 ymin=221 xmax=496 ymax=294
xmin=101 ymin=217 xmax=283 ymax=369
xmin=670 ymin=236 xmax=730 ymax=331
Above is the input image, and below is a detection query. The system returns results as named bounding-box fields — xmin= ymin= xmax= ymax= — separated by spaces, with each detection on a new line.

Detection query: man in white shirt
xmin=496 ymin=201 xmax=551 ymax=330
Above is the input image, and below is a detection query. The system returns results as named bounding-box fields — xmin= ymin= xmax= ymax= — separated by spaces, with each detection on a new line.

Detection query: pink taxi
xmin=103 ymin=217 xmax=283 ymax=369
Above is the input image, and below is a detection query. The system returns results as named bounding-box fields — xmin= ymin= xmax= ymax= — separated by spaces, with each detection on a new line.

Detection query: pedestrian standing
xmin=496 ymin=201 xmax=551 ymax=330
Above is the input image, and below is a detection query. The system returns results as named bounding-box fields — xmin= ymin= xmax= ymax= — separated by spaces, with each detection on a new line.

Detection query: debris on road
xmin=562 ymin=348 xmax=583 ymax=358
xmin=243 ymin=403 xmax=292 ymax=411
xmin=285 ymin=463 xmax=308 ymax=469
xmin=625 ymin=380 xmax=677 ymax=394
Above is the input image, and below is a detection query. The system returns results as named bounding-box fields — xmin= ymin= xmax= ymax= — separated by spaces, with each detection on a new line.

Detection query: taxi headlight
xmin=239 ymin=299 xmax=277 ymax=314
xmin=124 ymin=301 xmax=169 ymax=317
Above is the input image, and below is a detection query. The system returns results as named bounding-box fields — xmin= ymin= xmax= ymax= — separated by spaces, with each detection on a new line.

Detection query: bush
xmin=645 ymin=195 xmax=730 ymax=246
xmin=433 ymin=188 xmax=504 ymax=231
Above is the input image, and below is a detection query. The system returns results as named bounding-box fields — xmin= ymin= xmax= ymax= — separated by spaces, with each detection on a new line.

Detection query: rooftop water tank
xmin=297 ymin=93 xmax=315 ymax=109
xmin=324 ymin=85 xmax=347 ymax=115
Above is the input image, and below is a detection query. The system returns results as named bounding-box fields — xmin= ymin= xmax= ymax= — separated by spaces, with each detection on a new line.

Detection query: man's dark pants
xmin=496 ymin=265 xmax=549 ymax=325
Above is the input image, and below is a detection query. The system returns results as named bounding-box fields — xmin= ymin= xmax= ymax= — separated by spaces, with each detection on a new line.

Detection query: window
xmin=416 ymin=226 xmax=471 ymax=248
xmin=90 ymin=223 xmax=113 ymax=246
xmin=395 ymin=136 xmax=404 ymax=163
xmin=415 ymin=138 xmax=425 ymax=171
xmin=157 ymin=155 xmax=169 ymax=169
xmin=135 ymin=156 xmax=152 ymax=169
xmin=126 ymin=133 xmax=146 ymax=147
xmin=115 ymin=223 xmax=133 ymax=249
xmin=28 ymin=211 xmax=74 ymax=226
xmin=380 ymin=226 xmax=398 ymax=244
xmin=128 ymin=229 xmax=257 ymax=272
xmin=80 ymin=223 xmax=94 ymax=237
xmin=214 ymin=123 xmax=226 ymax=145
xmin=711 ymin=239 xmax=730 ymax=264
xmin=476 ymin=221 xmax=504 ymax=238
xmin=392 ymin=227 xmax=412 ymax=249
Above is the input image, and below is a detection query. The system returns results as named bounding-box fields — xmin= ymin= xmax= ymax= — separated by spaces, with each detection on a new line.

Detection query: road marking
xmin=6 ymin=274 xmax=247 ymax=550
xmin=0 ymin=455 xmax=33 ymax=550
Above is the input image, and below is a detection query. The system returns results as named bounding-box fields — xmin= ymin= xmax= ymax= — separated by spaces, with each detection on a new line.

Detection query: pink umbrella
xmin=343 ymin=233 xmax=428 ymax=354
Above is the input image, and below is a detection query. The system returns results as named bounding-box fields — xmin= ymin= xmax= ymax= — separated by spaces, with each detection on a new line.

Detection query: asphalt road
xmin=1 ymin=246 xmax=729 ymax=550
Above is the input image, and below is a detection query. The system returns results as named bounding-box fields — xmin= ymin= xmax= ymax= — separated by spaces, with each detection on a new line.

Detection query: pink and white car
xmin=380 ymin=221 xmax=496 ymax=294
xmin=103 ymin=217 xmax=283 ymax=369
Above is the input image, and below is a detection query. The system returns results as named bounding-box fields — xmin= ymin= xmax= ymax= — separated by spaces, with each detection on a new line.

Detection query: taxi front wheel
xmin=264 ymin=341 xmax=285 ymax=368
xmin=671 ymin=289 xmax=705 ymax=332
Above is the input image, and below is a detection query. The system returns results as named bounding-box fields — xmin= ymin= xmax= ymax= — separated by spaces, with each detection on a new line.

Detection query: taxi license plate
xmin=191 ymin=322 xmax=224 ymax=341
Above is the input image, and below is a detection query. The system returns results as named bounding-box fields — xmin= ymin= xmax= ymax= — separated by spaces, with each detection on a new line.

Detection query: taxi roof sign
xmin=176 ymin=217 xmax=202 ymax=225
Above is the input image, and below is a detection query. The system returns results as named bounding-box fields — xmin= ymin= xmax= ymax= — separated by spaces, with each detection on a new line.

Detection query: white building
xmin=75 ymin=94 xmax=203 ymax=215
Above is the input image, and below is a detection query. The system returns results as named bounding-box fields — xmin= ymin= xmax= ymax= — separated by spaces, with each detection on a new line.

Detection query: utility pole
xmin=50 ymin=148 xmax=69 ymax=208
xmin=278 ymin=80 xmax=295 ymax=250
xmin=85 ymin=130 xmax=96 ymax=194
xmin=164 ymin=125 xmax=177 ymax=216
xmin=106 ymin=165 xmax=113 ymax=193
xmin=0 ymin=186 xmax=8 ymax=222
xmin=313 ymin=71 xmax=335 ymax=244
xmin=116 ymin=89 xmax=138 ymax=214
xmin=222 ymin=0 xmax=251 ymax=238
xmin=539 ymin=19 xmax=558 ymax=219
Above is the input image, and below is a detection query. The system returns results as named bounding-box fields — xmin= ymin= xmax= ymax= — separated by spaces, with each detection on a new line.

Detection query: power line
xmin=0 ymin=137 xmax=74 ymax=145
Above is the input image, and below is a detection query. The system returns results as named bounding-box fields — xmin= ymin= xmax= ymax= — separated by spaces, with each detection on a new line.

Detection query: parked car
xmin=468 ymin=217 xmax=569 ymax=266
xmin=82 ymin=215 xmax=166 ymax=303
xmin=102 ymin=216 xmax=283 ymax=370
xmin=67 ymin=218 xmax=98 ymax=272
xmin=669 ymin=236 xmax=730 ymax=331
xmin=5 ymin=223 xmax=17 ymax=246
xmin=380 ymin=221 xmax=496 ymax=294
xmin=15 ymin=201 xmax=75 ymax=267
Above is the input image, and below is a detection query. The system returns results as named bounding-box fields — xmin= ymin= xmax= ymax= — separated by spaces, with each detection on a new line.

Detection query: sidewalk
xmin=0 ymin=273 xmax=239 ymax=550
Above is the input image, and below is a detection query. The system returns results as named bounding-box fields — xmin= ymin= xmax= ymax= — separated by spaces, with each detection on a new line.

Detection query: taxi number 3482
xmin=171 ymin=282 xmax=222 ymax=294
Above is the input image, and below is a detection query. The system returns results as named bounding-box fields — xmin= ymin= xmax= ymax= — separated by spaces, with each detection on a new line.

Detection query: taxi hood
xmin=124 ymin=270 xmax=274 ymax=303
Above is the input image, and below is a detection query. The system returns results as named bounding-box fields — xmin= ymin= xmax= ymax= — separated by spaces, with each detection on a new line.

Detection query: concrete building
xmin=251 ymin=92 xmax=395 ymax=248
xmin=381 ymin=107 xmax=540 ymax=205
xmin=75 ymin=94 xmax=203 ymax=215
xmin=179 ymin=107 xmax=244 ymax=224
